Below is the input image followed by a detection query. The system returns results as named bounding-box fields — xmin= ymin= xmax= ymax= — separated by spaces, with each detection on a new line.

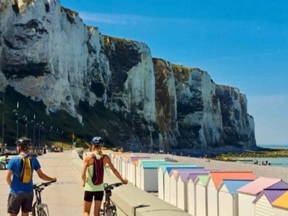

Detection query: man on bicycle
xmin=5 ymin=137 xmax=57 ymax=216
xmin=82 ymin=136 xmax=128 ymax=216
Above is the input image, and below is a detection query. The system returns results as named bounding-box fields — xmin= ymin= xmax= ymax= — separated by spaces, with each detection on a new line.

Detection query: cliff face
xmin=153 ymin=59 xmax=255 ymax=150
xmin=0 ymin=0 xmax=256 ymax=151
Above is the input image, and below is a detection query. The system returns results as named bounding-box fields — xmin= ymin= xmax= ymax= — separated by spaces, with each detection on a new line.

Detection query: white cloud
xmin=247 ymin=95 xmax=288 ymax=145
xmin=79 ymin=12 xmax=152 ymax=25
xmin=78 ymin=11 xmax=192 ymax=25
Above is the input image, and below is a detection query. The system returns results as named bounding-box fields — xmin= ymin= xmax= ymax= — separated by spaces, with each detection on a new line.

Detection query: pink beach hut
xmin=237 ymin=177 xmax=282 ymax=216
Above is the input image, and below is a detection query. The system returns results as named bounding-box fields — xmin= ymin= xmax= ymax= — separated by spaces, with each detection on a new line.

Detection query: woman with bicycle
xmin=82 ymin=136 xmax=128 ymax=216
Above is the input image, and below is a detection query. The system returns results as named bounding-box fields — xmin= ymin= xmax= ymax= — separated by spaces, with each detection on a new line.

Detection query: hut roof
xmin=197 ymin=175 xmax=210 ymax=186
xmin=272 ymin=191 xmax=288 ymax=209
xmin=237 ymin=177 xmax=281 ymax=195
xmin=158 ymin=164 xmax=199 ymax=172
xmin=221 ymin=180 xmax=253 ymax=194
xmin=254 ymin=189 xmax=288 ymax=204
xmin=209 ymin=171 xmax=256 ymax=189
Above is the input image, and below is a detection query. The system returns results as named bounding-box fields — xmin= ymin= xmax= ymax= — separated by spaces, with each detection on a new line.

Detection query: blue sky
xmin=61 ymin=0 xmax=288 ymax=145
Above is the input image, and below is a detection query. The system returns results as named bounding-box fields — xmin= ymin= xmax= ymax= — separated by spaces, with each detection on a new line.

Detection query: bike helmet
xmin=16 ymin=137 xmax=31 ymax=150
xmin=90 ymin=136 xmax=104 ymax=145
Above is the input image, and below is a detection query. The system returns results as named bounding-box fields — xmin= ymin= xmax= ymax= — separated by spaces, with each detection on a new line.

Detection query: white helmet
xmin=90 ymin=136 xmax=104 ymax=145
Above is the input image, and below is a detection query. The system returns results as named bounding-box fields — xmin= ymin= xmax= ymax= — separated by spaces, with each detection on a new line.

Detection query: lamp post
xmin=16 ymin=102 xmax=19 ymax=139
xmin=24 ymin=115 xmax=28 ymax=137
xmin=1 ymin=93 xmax=5 ymax=149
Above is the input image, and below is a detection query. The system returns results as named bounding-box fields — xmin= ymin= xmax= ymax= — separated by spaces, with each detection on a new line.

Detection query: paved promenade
xmin=0 ymin=151 xmax=84 ymax=215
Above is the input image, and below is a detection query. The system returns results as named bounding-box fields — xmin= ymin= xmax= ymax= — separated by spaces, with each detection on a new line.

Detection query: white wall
xmin=177 ymin=179 xmax=188 ymax=211
xmin=255 ymin=196 xmax=274 ymax=216
xmin=219 ymin=186 xmax=234 ymax=216
xmin=274 ymin=207 xmax=288 ymax=216
xmin=164 ymin=172 xmax=171 ymax=203
xmin=238 ymin=193 xmax=256 ymax=216
xmin=136 ymin=166 xmax=141 ymax=188
xmin=170 ymin=175 xmax=178 ymax=206
xmin=143 ymin=168 xmax=158 ymax=191
xmin=158 ymin=169 xmax=165 ymax=200
xmin=188 ymin=180 xmax=196 ymax=216
xmin=196 ymin=184 xmax=208 ymax=216
xmin=207 ymin=181 xmax=218 ymax=216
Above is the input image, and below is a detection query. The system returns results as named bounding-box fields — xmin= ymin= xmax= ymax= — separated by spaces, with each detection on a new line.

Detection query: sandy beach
xmin=132 ymin=153 xmax=288 ymax=182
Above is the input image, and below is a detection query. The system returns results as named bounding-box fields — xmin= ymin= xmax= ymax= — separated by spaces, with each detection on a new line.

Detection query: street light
xmin=16 ymin=102 xmax=19 ymax=139
xmin=32 ymin=114 xmax=36 ymax=151
xmin=1 ymin=93 xmax=5 ymax=148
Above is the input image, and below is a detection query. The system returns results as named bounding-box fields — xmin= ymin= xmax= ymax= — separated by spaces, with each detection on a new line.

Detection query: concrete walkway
xmin=0 ymin=151 xmax=84 ymax=215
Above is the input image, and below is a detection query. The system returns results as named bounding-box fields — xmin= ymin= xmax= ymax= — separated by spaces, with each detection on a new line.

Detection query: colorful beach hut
xmin=218 ymin=180 xmax=253 ymax=216
xmin=138 ymin=160 xmax=170 ymax=191
xmin=169 ymin=168 xmax=204 ymax=206
xmin=157 ymin=164 xmax=201 ymax=200
xmin=177 ymin=170 xmax=210 ymax=211
xmin=272 ymin=191 xmax=288 ymax=216
xmin=207 ymin=171 xmax=256 ymax=216
xmin=120 ymin=154 xmax=135 ymax=179
xmin=195 ymin=175 xmax=210 ymax=216
xmin=127 ymin=156 xmax=150 ymax=185
xmin=238 ymin=177 xmax=282 ymax=216
xmin=254 ymin=188 xmax=288 ymax=216
xmin=136 ymin=159 xmax=166 ymax=188
xmin=187 ymin=172 xmax=209 ymax=216
xmin=163 ymin=166 xmax=203 ymax=203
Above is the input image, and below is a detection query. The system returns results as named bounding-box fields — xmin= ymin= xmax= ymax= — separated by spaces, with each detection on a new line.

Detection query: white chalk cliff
xmin=0 ymin=0 xmax=256 ymax=151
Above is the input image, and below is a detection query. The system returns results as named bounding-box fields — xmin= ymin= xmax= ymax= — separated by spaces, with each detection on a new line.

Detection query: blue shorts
xmin=8 ymin=192 xmax=34 ymax=214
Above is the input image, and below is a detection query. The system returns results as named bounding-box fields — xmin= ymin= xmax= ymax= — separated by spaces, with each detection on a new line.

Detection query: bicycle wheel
xmin=32 ymin=203 xmax=37 ymax=216
xmin=32 ymin=203 xmax=48 ymax=216
xmin=0 ymin=163 xmax=5 ymax=170
xmin=38 ymin=208 xmax=48 ymax=216
xmin=104 ymin=205 xmax=117 ymax=216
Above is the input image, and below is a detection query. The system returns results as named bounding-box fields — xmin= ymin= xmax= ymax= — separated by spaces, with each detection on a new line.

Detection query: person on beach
xmin=5 ymin=137 xmax=57 ymax=216
xmin=82 ymin=136 xmax=128 ymax=216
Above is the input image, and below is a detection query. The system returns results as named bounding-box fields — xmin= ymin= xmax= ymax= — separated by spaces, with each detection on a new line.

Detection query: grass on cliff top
xmin=103 ymin=35 xmax=137 ymax=47
xmin=215 ymin=149 xmax=288 ymax=160
xmin=171 ymin=64 xmax=204 ymax=82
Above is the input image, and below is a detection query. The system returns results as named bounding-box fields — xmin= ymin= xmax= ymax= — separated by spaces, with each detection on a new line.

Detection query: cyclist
xmin=5 ymin=137 xmax=57 ymax=216
xmin=82 ymin=136 xmax=128 ymax=216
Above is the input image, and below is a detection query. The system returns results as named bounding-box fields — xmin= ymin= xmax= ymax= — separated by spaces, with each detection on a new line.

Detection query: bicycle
xmin=0 ymin=159 xmax=9 ymax=170
xmin=32 ymin=181 xmax=55 ymax=216
xmin=101 ymin=182 xmax=123 ymax=216
xmin=0 ymin=161 xmax=6 ymax=170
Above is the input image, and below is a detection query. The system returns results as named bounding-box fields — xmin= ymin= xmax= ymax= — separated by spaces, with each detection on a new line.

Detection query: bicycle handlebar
xmin=104 ymin=182 xmax=123 ymax=190
xmin=33 ymin=181 xmax=56 ymax=189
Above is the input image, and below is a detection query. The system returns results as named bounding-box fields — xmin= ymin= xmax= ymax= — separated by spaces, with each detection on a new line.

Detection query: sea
xmin=239 ymin=144 xmax=288 ymax=168
xmin=258 ymin=144 xmax=288 ymax=149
